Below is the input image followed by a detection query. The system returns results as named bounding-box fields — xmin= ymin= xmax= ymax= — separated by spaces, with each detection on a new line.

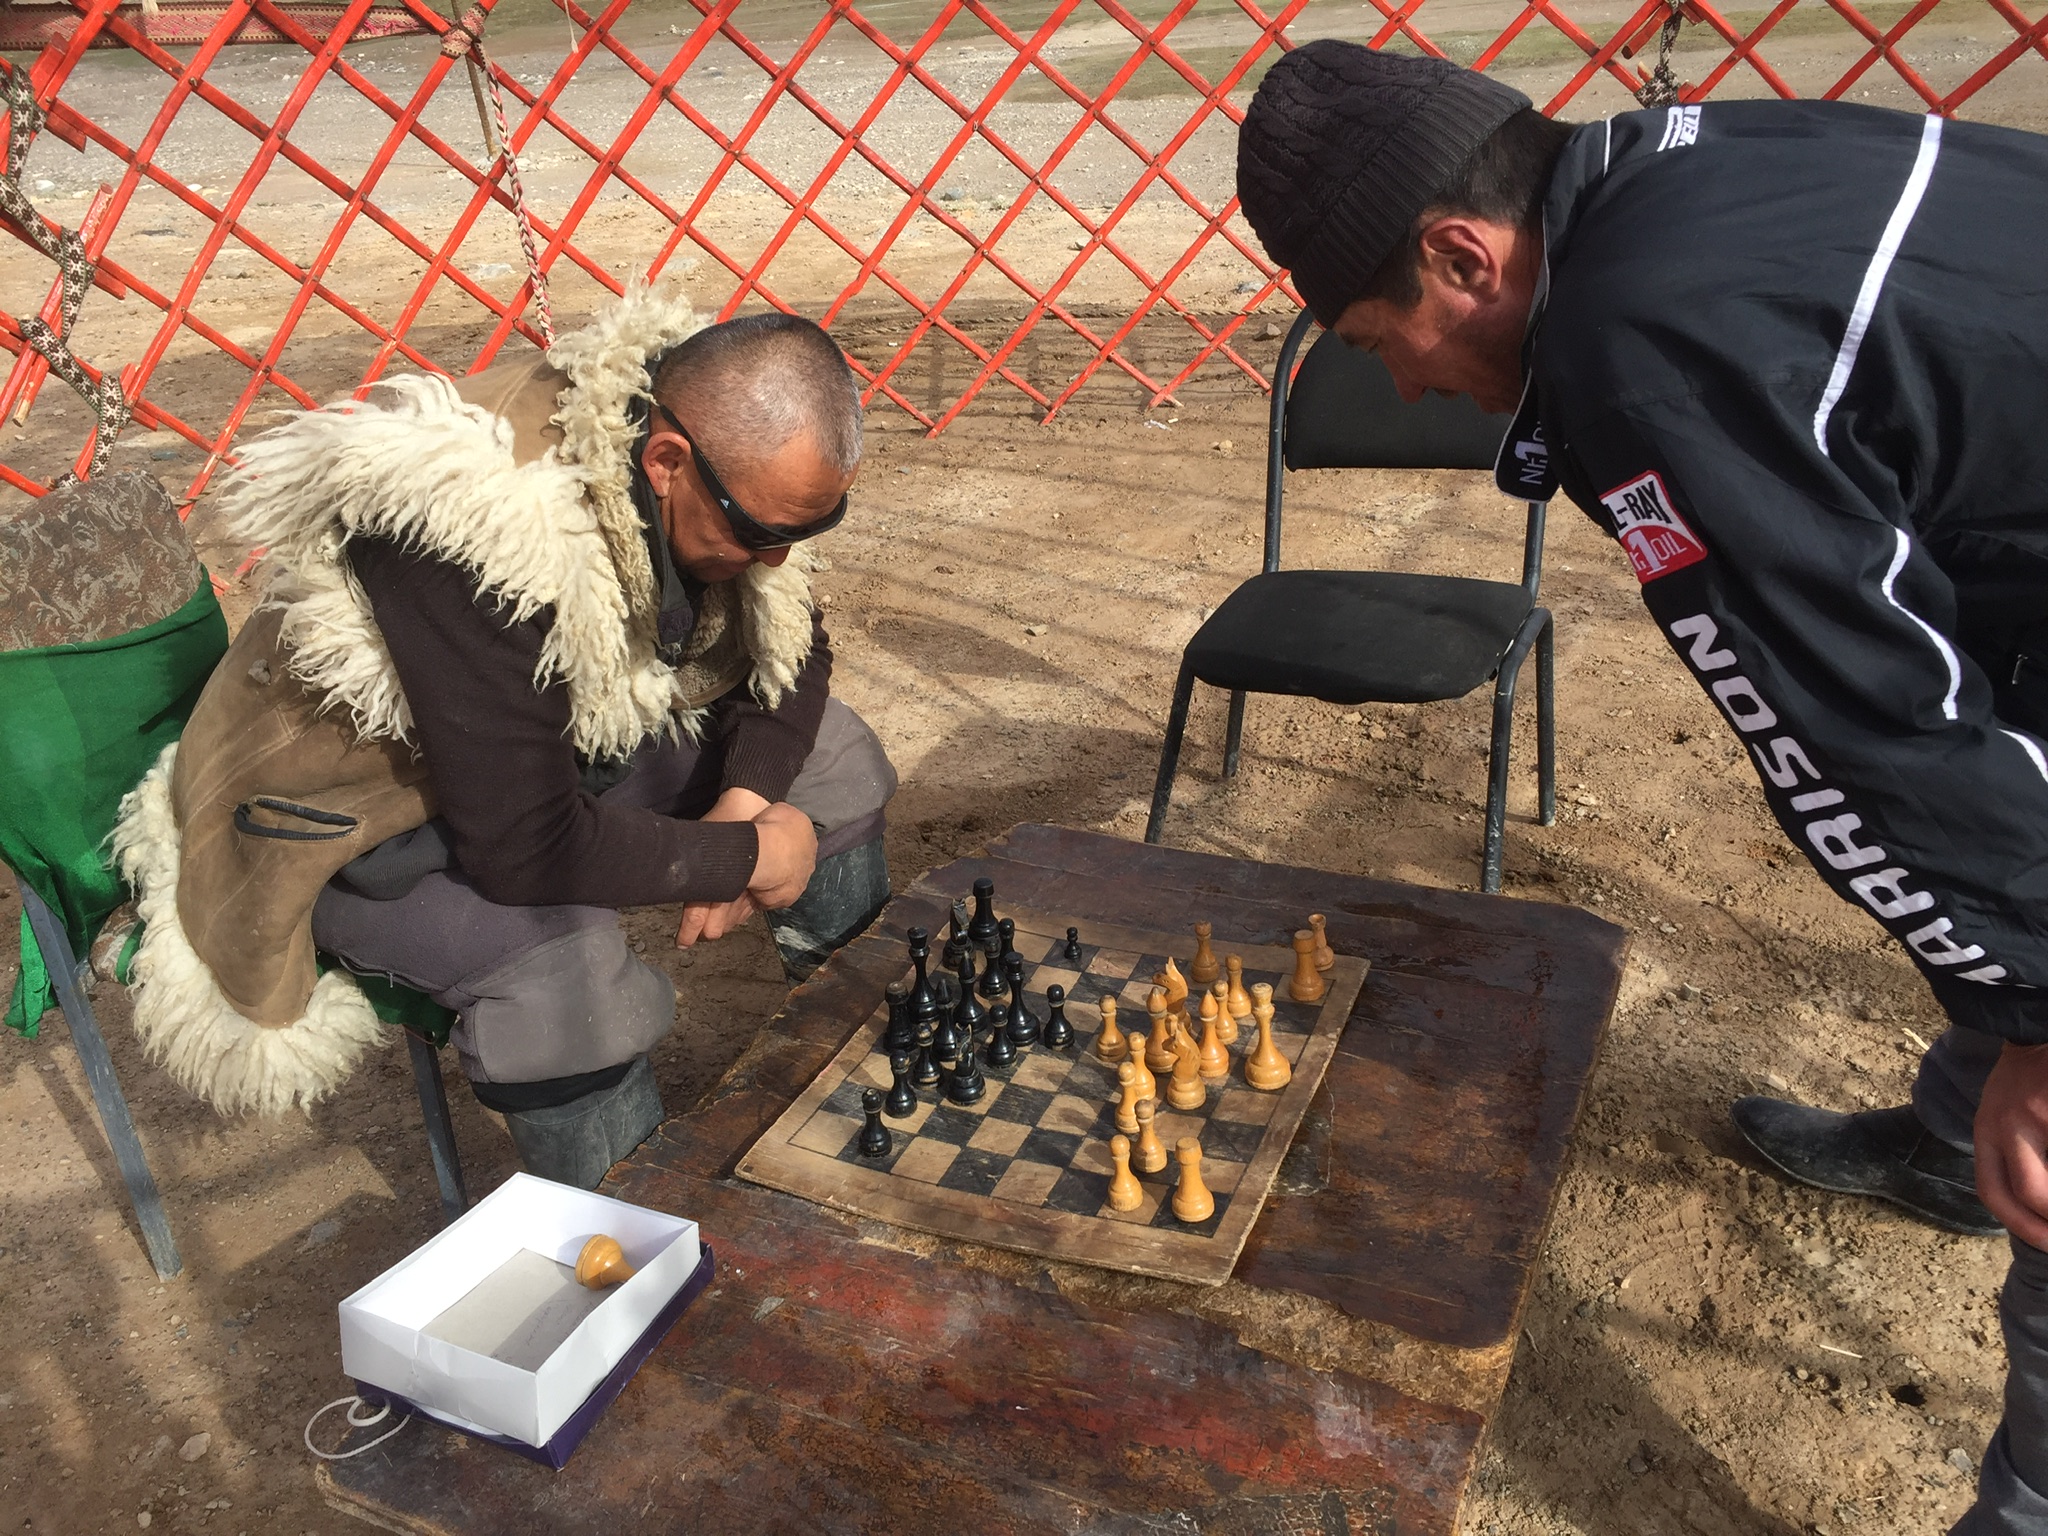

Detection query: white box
xmin=338 ymin=1173 xmax=703 ymax=1452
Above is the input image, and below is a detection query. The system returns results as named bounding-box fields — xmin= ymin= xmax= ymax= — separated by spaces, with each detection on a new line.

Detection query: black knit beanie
xmin=1237 ymin=40 xmax=1530 ymax=326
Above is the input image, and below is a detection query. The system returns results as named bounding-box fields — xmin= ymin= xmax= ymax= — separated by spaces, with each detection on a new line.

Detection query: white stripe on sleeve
xmin=1812 ymin=113 xmax=1943 ymax=455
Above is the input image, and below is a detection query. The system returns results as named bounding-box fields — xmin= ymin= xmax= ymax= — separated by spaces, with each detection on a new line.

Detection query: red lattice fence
xmin=2 ymin=0 xmax=2043 ymax=503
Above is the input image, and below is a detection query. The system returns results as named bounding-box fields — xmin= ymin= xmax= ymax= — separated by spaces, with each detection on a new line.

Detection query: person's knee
xmin=455 ymin=925 xmax=675 ymax=1084
xmin=767 ymin=837 xmax=891 ymax=983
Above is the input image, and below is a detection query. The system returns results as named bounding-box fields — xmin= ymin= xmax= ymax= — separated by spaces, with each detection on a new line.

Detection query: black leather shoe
xmin=1731 ymin=1098 xmax=2003 ymax=1237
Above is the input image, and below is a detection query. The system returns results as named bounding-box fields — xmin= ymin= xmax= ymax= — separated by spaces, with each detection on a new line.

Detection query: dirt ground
xmin=4 ymin=7 xmax=2039 ymax=1533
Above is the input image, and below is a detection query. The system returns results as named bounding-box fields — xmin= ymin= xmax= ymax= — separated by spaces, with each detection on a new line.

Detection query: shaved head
xmin=651 ymin=312 xmax=862 ymax=476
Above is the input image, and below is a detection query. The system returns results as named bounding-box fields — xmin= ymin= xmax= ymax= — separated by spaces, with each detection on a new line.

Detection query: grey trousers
xmin=310 ymin=698 xmax=896 ymax=1088
xmin=1916 ymin=1027 xmax=2048 ymax=1536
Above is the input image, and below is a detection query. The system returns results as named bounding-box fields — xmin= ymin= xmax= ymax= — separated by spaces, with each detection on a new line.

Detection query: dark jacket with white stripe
xmin=1501 ymin=100 xmax=2048 ymax=1043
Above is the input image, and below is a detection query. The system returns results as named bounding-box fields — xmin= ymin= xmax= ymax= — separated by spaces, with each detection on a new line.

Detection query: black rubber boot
xmin=1731 ymin=1097 xmax=2003 ymax=1237
xmin=502 ymin=1055 xmax=664 ymax=1190
xmin=765 ymin=837 xmax=891 ymax=984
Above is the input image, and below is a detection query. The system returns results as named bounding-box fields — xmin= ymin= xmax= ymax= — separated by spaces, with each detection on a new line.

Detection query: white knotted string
xmin=303 ymin=1395 xmax=413 ymax=1461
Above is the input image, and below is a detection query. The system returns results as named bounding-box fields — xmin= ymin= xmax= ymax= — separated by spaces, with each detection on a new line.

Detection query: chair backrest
xmin=1262 ymin=311 xmax=1545 ymax=595
xmin=1 ymin=471 xmax=204 ymax=652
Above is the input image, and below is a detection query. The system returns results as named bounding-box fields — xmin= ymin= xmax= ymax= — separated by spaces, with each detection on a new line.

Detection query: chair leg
xmin=1483 ymin=671 xmax=1520 ymax=897
xmin=1144 ymin=663 xmax=1198 ymax=846
xmin=406 ymin=1031 xmax=469 ymax=1226
xmin=1221 ymin=690 xmax=1247 ymax=779
xmin=18 ymin=881 xmax=182 ymax=1279
xmin=1536 ymin=609 xmax=1557 ymax=827
xmin=1482 ymin=610 xmax=1553 ymax=895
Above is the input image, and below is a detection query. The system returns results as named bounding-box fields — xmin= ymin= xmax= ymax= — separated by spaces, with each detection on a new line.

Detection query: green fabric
xmin=0 ymin=579 xmax=229 ymax=1036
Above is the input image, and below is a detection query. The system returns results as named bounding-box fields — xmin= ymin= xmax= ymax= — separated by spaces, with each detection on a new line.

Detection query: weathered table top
xmin=323 ymin=824 xmax=1626 ymax=1535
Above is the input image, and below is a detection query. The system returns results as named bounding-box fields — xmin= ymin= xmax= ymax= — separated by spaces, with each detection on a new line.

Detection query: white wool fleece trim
xmin=220 ymin=374 xmax=679 ymax=762
xmin=111 ymin=745 xmax=387 ymax=1116
xmin=547 ymin=280 xmax=708 ymax=629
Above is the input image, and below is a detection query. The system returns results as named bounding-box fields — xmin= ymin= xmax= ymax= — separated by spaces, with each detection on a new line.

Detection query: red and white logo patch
xmin=1600 ymin=470 xmax=1707 ymax=582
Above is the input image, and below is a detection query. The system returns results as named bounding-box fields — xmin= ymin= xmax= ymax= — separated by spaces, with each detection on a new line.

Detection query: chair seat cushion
xmin=1185 ymin=570 xmax=1533 ymax=704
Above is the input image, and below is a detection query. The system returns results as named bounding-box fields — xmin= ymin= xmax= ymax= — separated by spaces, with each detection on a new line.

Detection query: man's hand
xmin=1975 ymin=1040 xmax=2048 ymax=1246
xmin=674 ymin=891 xmax=758 ymax=949
xmin=673 ymin=794 xmax=817 ymax=950
xmin=748 ymin=801 xmax=818 ymax=910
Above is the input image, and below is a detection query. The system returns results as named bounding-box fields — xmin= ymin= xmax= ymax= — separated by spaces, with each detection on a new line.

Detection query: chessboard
xmin=737 ymin=905 xmax=1369 ymax=1286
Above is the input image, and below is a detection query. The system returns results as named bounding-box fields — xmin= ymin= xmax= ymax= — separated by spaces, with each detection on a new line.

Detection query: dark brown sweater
xmin=346 ymin=535 xmax=830 ymax=909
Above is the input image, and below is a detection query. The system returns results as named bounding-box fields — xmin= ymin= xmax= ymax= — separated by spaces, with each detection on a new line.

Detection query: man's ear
xmin=1418 ymin=216 xmax=1505 ymax=300
xmin=640 ymin=422 xmax=688 ymax=499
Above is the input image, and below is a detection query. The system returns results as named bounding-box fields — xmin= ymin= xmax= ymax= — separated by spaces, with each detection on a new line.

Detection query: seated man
xmin=113 ymin=287 xmax=895 ymax=1187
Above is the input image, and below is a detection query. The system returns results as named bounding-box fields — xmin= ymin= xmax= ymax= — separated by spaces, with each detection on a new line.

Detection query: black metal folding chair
xmin=1145 ymin=311 xmax=1557 ymax=892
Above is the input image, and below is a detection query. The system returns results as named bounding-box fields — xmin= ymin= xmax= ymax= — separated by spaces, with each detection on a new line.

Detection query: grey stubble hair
xmin=650 ymin=312 xmax=863 ymax=477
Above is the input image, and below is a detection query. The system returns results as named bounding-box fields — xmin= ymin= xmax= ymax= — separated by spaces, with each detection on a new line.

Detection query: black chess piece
xmin=951 ymin=951 xmax=986 ymax=1037
xmin=975 ymin=934 xmax=1009 ymax=1005
xmin=996 ymin=917 xmax=1019 ymax=971
xmin=1064 ymin=926 xmax=1082 ymax=962
xmin=983 ymin=1014 xmax=1016 ymax=1070
xmin=1002 ymin=951 xmax=1040 ymax=1048
xmin=906 ymin=927 xmax=940 ymax=1027
xmin=930 ymin=968 xmax=958 ymax=1014
xmin=883 ymin=983 xmax=914 ymax=1054
xmin=885 ymin=1053 xmax=917 ymax=1117
xmin=942 ymin=899 xmax=970 ymax=972
xmin=933 ymin=1004 xmax=963 ymax=1065
xmin=858 ymin=1090 xmax=892 ymax=1159
xmin=1043 ymin=983 xmax=1074 ymax=1050
xmin=967 ymin=877 xmax=998 ymax=955
xmin=911 ymin=1022 xmax=942 ymax=1089
xmin=947 ymin=1046 xmax=986 ymax=1105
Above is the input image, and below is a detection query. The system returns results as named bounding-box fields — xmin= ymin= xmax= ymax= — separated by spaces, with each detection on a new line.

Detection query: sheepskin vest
xmin=110 ymin=287 xmax=819 ymax=1116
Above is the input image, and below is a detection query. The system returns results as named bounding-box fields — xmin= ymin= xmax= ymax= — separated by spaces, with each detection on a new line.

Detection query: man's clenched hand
xmin=673 ymin=792 xmax=817 ymax=951
xmin=1976 ymin=1041 xmax=2048 ymax=1247
xmin=747 ymin=801 xmax=818 ymax=910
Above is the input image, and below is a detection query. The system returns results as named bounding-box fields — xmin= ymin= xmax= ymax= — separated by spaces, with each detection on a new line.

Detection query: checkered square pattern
xmin=791 ymin=925 xmax=1316 ymax=1237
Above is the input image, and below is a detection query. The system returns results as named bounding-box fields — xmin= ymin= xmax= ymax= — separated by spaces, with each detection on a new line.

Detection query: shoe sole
xmin=1740 ymin=1134 xmax=2004 ymax=1238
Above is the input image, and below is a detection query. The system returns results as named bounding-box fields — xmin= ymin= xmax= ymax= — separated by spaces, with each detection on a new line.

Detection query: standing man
xmin=115 ymin=287 xmax=896 ymax=1188
xmin=1236 ymin=41 xmax=2048 ymax=1533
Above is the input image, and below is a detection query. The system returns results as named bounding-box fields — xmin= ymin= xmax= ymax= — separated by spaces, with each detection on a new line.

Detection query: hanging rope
xmin=440 ymin=6 xmax=556 ymax=349
xmin=1634 ymin=3 xmax=1686 ymax=107
xmin=1 ymin=69 xmax=130 ymax=481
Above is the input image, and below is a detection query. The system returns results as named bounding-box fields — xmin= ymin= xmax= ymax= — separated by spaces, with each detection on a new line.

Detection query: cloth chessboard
xmin=737 ymin=908 xmax=1369 ymax=1285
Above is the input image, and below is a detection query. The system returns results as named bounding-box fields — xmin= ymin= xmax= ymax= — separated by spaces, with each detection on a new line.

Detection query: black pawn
xmin=942 ymin=898 xmax=971 ymax=972
xmin=1043 ymin=983 xmax=1074 ymax=1050
xmin=983 ymin=1016 xmax=1016 ymax=1070
xmin=885 ymin=1053 xmax=917 ymax=1117
xmin=951 ymin=951 xmax=986 ymax=1037
xmin=976 ymin=931 xmax=1009 ymax=1005
xmin=911 ymin=1022 xmax=942 ymax=1088
xmin=933 ymin=1004 xmax=963 ymax=1065
xmin=1002 ymin=951 xmax=1040 ymax=1048
xmin=906 ymin=927 xmax=940 ymax=1027
xmin=858 ymin=1090 xmax=892 ymax=1159
xmin=883 ymin=983 xmax=914 ymax=1054
xmin=966 ymin=877 xmax=998 ymax=955
xmin=947 ymin=1047 xmax=986 ymax=1105
xmin=1064 ymin=926 xmax=1082 ymax=962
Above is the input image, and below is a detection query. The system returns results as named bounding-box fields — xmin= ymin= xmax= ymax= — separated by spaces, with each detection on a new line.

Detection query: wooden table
xmin=323 ymin=825 xmax=1626 ymax=1534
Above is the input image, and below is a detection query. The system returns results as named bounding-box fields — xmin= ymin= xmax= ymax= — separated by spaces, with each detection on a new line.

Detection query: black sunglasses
xmin=652 ymin=402 xmax=847 ymax=551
